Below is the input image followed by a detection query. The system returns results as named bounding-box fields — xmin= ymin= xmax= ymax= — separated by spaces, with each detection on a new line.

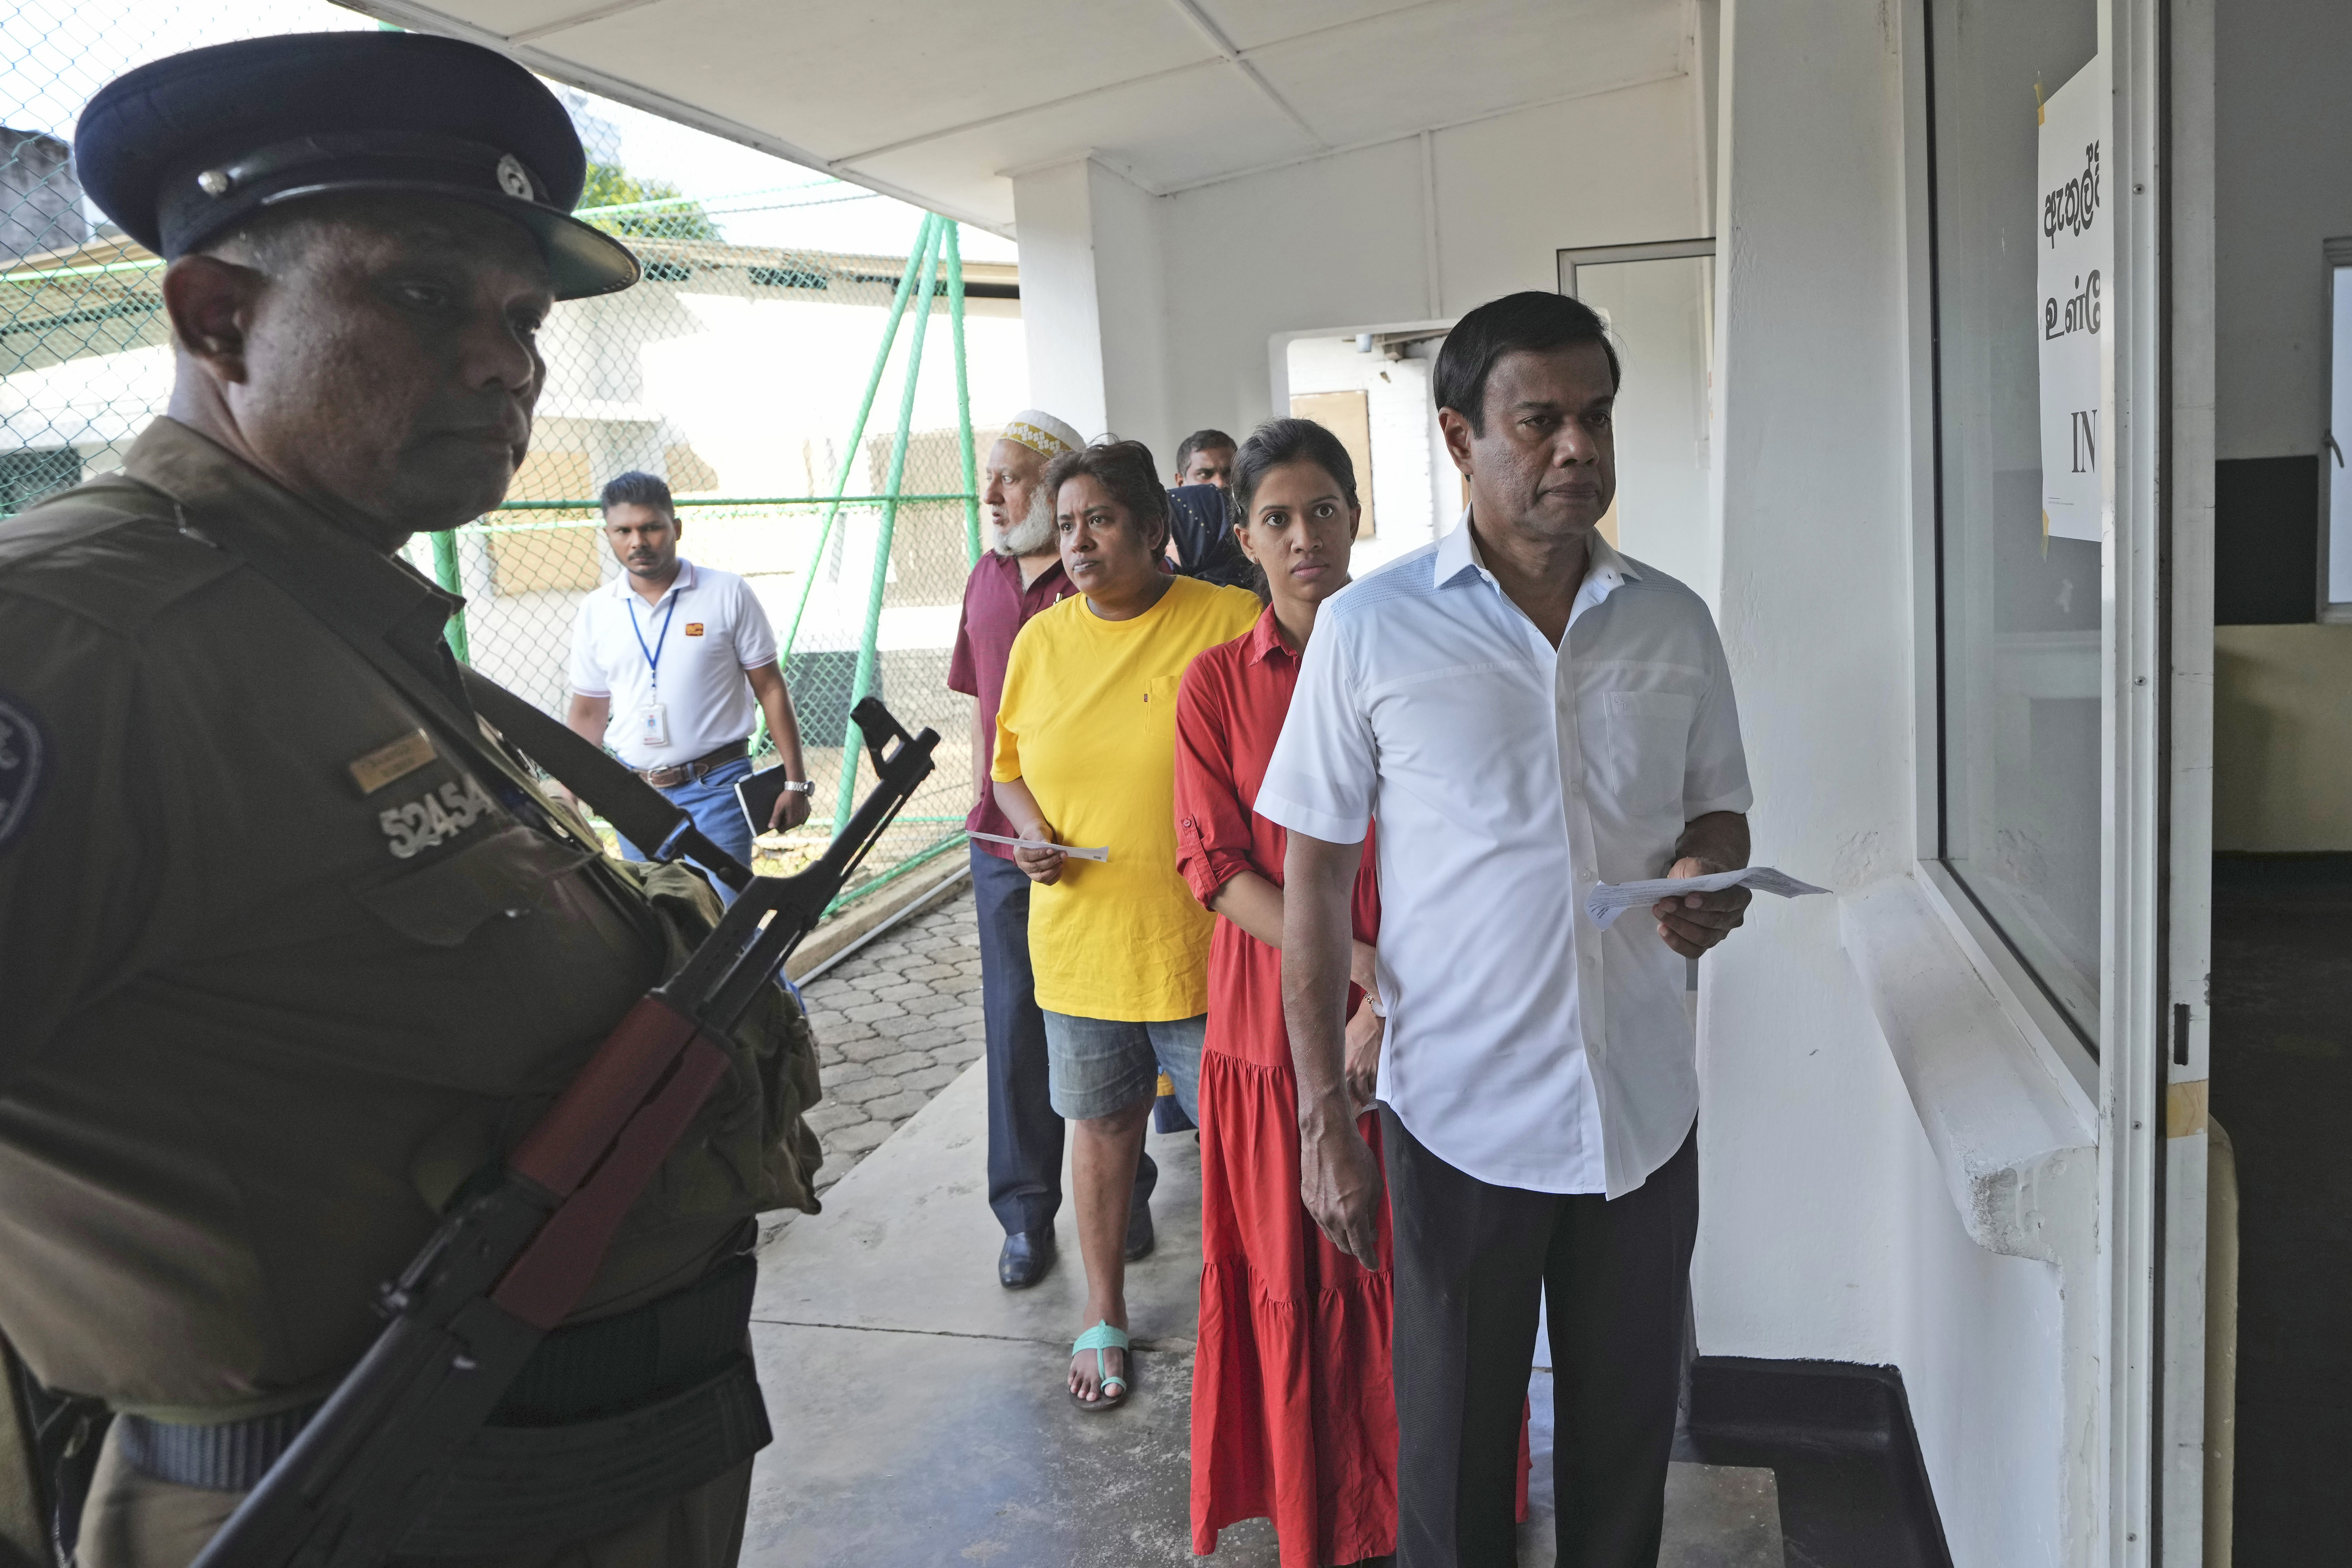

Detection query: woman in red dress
xmin=1176 ymin=418 xmax=1392 ymax=1566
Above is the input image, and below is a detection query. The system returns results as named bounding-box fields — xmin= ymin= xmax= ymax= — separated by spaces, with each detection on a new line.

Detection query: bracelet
xmin=776 ymin=779 xmax=814 ymax=793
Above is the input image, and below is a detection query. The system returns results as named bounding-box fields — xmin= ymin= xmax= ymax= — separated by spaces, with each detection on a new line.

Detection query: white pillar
xmin=1009 ymin=158 xmax=1173 ymax=461
xmin=1010 ymin=160 xmax=1107 ymax=440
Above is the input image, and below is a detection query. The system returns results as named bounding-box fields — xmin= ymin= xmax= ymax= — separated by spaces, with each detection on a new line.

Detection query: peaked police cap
xmin=74 ymin=31 xmax=639 ymax=299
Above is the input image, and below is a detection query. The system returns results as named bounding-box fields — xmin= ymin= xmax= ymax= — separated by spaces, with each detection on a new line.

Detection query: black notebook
xmin=735 ymin=766 xmax=803 ymax=837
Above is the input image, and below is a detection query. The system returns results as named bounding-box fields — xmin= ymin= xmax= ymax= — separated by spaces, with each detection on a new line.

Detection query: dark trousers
xmin=1383 ymin=1108 xmax=1699 ymax=1568
xmin=969 ymin=844 xmax=1153 ymax=1235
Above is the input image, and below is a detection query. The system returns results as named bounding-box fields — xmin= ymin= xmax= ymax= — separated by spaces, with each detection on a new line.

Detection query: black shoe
xmin=999 ymin=1227 xmax=1056 ymax=1289
xmin=1123 ymin=1184 xmax=1156 ymax=1262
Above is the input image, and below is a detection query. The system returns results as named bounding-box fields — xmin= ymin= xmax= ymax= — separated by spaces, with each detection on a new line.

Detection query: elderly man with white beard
xmin=950 ymin=410 xmax=1161 ymax=1287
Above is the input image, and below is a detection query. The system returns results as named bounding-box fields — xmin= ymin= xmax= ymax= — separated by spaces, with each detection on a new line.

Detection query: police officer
xmin=0 ymin=32 xmax=819 ymax=1568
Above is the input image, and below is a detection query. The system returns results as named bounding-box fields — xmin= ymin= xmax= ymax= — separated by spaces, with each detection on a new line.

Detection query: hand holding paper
xmin=969 ymin=830 xmax=1110 ymax=863
xmin=1585 ymin=866 xmax=1829 ymax=930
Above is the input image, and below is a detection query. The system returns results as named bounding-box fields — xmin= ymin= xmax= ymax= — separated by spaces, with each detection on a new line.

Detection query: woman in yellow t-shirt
xmin=991 ymin=438 xmax=1263 ymax=1414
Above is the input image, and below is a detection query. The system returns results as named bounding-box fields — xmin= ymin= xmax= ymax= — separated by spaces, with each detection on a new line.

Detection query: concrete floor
xmin=790 ymin=886 xmax=986 ymax=1198
xmin=745 ymin=1063 xmax=1782 ymax=1566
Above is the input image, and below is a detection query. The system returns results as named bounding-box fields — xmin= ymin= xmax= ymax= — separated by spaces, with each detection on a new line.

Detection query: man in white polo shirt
xmin=1264 ymin=292 xmax=1756 ymax=1568
xmin=566 ymin=470 xmax=811 ymax=902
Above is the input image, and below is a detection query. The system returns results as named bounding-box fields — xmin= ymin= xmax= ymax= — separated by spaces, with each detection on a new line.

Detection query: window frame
xmin=1899 ymin=3 xmax=2188 ymax=1552
xmin=1555 ymin=237 xmax=1716 ymax=300
xmin=1907 ymin=0 xmax=2106 ymax=1093
xmin=2317 ymin=235 xmax=2352 ymax=622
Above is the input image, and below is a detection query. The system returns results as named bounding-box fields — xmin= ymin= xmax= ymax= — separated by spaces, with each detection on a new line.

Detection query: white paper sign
xmin=1583 ymin=867 xmax=1830 ymax=931
xmin=2037 ymin=60 xmax=2111 ymax=544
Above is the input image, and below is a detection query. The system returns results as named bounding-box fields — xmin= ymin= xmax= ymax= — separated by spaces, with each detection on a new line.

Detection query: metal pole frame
xmin=780 ymin=212 xmax=942 ymax=663
xmin=832 ymin=217 xmax=945 ymax=833
xmin=944 ymin=220 xmax=981 ymax=567
xmin=430 ymin=531 xmax=470 ymax=664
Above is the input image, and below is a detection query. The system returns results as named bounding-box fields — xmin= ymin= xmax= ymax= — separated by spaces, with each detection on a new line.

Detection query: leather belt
xmin=635 ymin=739 xmax=747 ymax=790
xmin=116 ymin=1253 xmax=767 ymax=1549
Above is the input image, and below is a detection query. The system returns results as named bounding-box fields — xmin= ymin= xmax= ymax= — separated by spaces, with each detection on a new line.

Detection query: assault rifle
xmin=188 ymin=697 xmax=937 ymax=1568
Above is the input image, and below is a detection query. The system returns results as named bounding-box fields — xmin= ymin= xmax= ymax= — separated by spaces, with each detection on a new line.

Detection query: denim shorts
xmin=1041 ymin=1011 xmax=1205 ymax=1123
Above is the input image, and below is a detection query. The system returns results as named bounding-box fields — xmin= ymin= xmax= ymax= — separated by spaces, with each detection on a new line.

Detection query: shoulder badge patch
xmin=0 ymin=691 xmax=49 ymax=851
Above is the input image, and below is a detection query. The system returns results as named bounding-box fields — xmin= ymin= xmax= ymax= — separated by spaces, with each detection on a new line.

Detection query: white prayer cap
xmin=1000 ymin=410 xmax=1084 ymax=461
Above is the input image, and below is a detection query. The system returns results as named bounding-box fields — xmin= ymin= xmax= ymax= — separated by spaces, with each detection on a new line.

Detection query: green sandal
xmin=1069 ymin=1321 xmax=1132 ymax=1413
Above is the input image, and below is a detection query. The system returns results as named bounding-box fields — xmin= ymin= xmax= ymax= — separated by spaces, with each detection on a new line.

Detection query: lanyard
xmin=627 ymin=589 xmax=682 ymax=689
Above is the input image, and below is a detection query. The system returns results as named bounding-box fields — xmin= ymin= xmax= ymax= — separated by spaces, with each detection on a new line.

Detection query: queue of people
xmin=949 ymin=287 xmax=1756 ymax=1568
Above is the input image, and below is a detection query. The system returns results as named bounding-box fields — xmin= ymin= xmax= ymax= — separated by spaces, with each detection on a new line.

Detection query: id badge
xmin=636 ymin=702 xmax=670 ymax=748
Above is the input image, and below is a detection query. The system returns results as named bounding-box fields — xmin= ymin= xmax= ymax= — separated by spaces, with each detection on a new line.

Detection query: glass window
xmin=1927 ymin=0 xmax=2104 ymax=1048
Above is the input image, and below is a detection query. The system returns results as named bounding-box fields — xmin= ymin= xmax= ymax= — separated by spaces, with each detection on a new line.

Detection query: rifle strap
xmin=458 ymin=670 xmax=752 ymax=889
xmin=150 ymin=480 xmax=752 ymax=891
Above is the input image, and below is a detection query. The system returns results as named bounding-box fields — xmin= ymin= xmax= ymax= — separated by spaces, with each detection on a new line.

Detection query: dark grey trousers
xmin=1382 ymin=1109 xmax=1698 ymax=1568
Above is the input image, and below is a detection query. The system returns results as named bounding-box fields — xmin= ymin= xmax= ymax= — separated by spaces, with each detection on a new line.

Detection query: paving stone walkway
xmin=795 ymin=881 xmax=984 ymax=1198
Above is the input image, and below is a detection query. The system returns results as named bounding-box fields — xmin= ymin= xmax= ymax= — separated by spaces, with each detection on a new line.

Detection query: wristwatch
xmin=776 ymin=779 xmax=815 ymax=793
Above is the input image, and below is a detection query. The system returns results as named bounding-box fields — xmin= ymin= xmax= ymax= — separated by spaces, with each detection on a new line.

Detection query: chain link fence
xmin=4 ymin=2 xmax=1016 ymax=913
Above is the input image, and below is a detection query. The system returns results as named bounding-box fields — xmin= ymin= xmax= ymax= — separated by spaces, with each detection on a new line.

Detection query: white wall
xmin=1429 ymin=78 xmax=1710 ymax=315
xmin=1010 ymin=71 xmax=1712 ymax=497
xmin=2214 ymin=0 xmax=2352 ymax=460
xmin=1703 ymin=3 xmax=2067 ymax=1565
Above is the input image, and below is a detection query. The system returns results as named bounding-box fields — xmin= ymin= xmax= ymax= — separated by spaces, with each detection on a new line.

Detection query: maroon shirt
xmin=948 ymin=551 xmax=1074 ymax=858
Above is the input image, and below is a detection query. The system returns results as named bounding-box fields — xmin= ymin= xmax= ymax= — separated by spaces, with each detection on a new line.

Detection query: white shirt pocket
xmin=1603 ymin=689 xmax=1698 ymax=819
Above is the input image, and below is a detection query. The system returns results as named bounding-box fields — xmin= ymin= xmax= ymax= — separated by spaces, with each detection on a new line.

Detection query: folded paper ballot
xmin=1585 ymin=866 xmax=1829 ymax=930
xmin=968 ymin=831 xmax=1110 ymax=863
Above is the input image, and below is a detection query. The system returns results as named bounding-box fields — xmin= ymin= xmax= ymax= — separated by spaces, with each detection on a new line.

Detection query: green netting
xmin=4 ymin=3 xmax=1003 ymax=912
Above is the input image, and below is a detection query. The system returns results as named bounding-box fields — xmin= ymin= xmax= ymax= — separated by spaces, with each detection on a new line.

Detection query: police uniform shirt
xmin=0 ymin=418 xmax=772 ymax=1421
xmin=567 ymin=560 xmax=778 ymax=770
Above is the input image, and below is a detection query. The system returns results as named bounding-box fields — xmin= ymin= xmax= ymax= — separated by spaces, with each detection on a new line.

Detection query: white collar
xmin=1437 ymin=508 xmax=1642 ymax=598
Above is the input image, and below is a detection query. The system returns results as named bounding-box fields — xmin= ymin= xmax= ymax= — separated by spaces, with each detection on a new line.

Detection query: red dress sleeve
xmin=1350 ymin=825 xmax=1381 ymax=948
xmin=1174 ymin=648 xmax=1261 ymax=909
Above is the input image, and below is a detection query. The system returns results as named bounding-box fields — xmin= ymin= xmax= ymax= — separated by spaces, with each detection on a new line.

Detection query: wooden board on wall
xmin=483 ymin=444 xmax=725 ymax=594
xmin=1289 ymin=389 xmax=1376 ymax=538
xmin=488 ymin=448 xmax=604 ymax=593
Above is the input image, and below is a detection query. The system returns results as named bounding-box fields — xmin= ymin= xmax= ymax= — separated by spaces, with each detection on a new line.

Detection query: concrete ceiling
xmin=349 ymin=0 xmax=1691 ymax=234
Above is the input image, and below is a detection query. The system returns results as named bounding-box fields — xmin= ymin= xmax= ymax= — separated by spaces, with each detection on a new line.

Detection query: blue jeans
xmin=619 ymin=754 xmax=756 ymax=906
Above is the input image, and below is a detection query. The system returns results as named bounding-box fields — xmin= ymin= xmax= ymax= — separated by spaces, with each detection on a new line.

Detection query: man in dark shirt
xmin=1171 ymin=427 xmax=1236 ymax=489
xmin=949 ymin=409 xmax=1159 ymax=1287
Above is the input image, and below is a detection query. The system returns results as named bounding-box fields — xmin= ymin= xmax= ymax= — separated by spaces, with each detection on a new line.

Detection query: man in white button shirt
xmin=1262 ymin=292 xmax=1756 ymax=1568
xmin=565 ymin=470 xmax=811 ymax=902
